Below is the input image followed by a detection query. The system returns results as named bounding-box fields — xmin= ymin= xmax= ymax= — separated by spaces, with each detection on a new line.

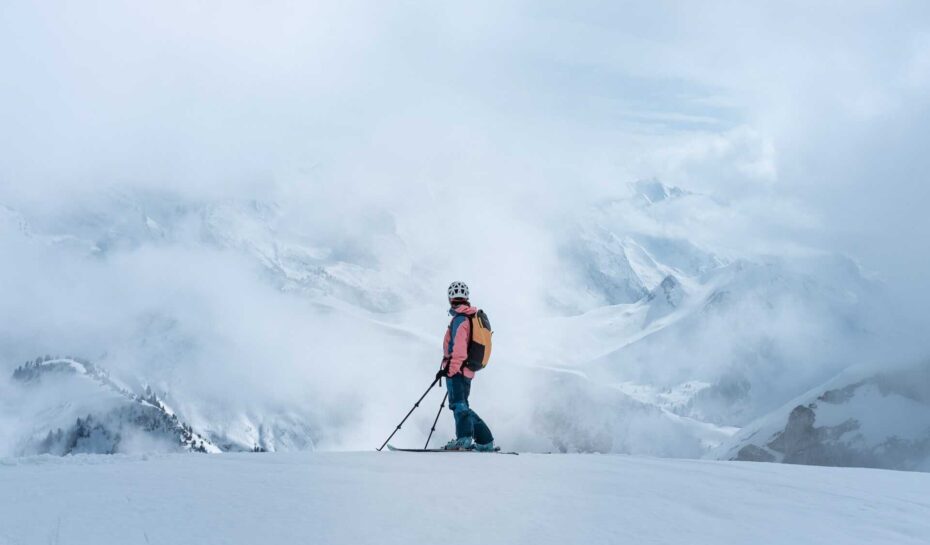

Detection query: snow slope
xmin=0 ymin=452 xmax=927 ymax=545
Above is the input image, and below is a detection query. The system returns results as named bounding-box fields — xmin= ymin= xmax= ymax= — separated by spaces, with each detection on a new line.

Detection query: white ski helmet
xmin=448 ymin=281 xmax=469 ymax=301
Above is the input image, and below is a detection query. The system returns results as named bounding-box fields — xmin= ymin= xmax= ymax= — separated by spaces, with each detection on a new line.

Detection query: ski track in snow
xmin=1 ymin=452 xmax=927 ymax=545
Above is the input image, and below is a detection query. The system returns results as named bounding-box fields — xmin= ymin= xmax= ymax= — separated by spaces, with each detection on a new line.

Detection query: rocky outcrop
xmin=645 ymin=275 xmax=684 ymax=323
xmin=762 ymin=405 xmax=862 ymax=466
xmin=734 ymin=444 xmax=775 ymax=462
xmin=723 ymin=362 xmax=930 ymax=471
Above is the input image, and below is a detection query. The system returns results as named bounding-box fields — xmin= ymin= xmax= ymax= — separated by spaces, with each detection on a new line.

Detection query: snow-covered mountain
xmin=9 ymin=357 xmax=220 ymax=455
xmin=0 ymin=180 xmax=909 ymax=469
xmin=518 ymin=181 xmax=876 ymax=426
xmin=2 ymin=192 xmax=422 ymax=312
xmin=558 ymin=181 xmax=721 ymax=310
xmin=712 ymin=361 xmax=930 ymax=471
xmin=6 ymin=356 xmax=323 ymax=455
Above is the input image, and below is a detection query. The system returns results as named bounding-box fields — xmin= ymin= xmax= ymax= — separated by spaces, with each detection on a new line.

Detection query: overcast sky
xmin=1 ymin=0 xmax=929 ymax=322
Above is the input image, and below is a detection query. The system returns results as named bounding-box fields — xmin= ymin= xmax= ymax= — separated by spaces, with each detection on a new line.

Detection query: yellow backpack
xmin=460 ymin=310 xmax=493 ymax=372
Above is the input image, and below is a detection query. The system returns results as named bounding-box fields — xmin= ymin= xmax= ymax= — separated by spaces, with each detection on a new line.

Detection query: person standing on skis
xmin=436 ymin=281 xmax=495 ymax=451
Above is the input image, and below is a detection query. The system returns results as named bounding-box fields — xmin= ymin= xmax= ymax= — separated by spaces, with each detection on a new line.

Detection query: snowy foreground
xmin=1 ymin=453 xmax=928 ymax=545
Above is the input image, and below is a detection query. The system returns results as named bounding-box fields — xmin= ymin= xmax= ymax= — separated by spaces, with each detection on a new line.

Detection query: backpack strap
xmin=447 ymin=313 xmax=469 ymax=357
xmin=457 ymin=311 xmax=478 ymax=368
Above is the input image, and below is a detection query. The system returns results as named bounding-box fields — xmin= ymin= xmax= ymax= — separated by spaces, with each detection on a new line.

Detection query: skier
xmin=436 ymin=281 xmax=495 ymax=451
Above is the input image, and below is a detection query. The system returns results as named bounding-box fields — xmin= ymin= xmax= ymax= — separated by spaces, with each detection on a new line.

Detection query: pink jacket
xmin=442 ymin=304 xmax=478 ymax=379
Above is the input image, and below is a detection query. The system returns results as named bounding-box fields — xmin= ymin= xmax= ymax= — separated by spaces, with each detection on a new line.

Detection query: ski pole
xmin=424 ymin=391 xmax=448 ymax=449
xmin=377 ymin=376 xmax=440 ymax=451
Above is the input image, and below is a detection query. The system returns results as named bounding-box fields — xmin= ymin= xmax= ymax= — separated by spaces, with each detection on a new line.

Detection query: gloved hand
xmin=435 ymin=368 xmax=447 ymax=381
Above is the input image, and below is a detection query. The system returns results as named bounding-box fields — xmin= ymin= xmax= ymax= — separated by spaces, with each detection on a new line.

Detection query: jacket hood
xmin=450 ymin=304 xmax=478 ymax=316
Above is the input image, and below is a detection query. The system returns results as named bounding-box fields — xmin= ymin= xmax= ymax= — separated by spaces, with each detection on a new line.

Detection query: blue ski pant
xmin=446 ymin=374 xmax=493 ymax=444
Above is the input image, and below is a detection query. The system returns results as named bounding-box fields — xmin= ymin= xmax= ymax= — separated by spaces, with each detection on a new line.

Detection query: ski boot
xmin=443 ymin=437 xmax=475 ymax=450
xmin=474 ymin=441 xmax=497 ymax=452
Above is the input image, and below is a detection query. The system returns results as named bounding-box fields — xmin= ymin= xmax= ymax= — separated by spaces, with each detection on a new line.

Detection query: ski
xmin=386 ymin=444 xmax=518 ymax=455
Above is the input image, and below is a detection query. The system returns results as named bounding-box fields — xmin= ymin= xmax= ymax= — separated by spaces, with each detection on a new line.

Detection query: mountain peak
xmin=631 ymin=179 xmax=689 ymax=205
xmin=644 ymin=274 xmax=685 ymax=323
